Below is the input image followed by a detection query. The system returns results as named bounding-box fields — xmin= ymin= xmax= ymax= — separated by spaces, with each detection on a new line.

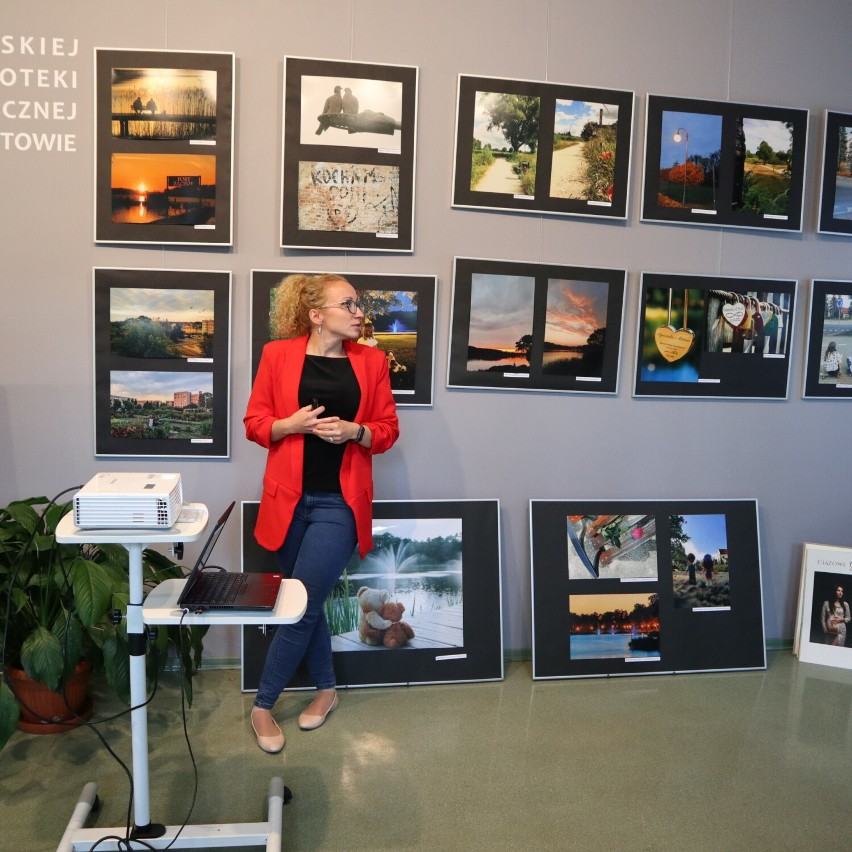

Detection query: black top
xmin=298 ymin=354 xmax=361 ymax=493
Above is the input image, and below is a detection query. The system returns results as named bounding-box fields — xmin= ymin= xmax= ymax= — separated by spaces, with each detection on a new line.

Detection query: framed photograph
xmin=448 ymin=257 xmax=625 ymax=394
xmin=250 ymin=269 xmax=436 ymax=407
xmin=93 ymin=267 xmax=231 ymax=457
xmin=94 ymin=48 xmax=235 ymax=246
xmin=795 ymin=544 xmax=852 ymax=670
xmin=633 ymin=272 xmax=796 ymax=399
xmin=452 ymin=74 xmax=634 ymax=219
xmin=280 ymin=56 xmax=418 ymax=252
xmin=241 ymin=499 xmax=502 ymax=691
xmin=530 ymin=499 xmax=766 ymax=679
xmin=641 ymin=94 xmax=807 ymax=232
xmin=818 ymin=111 xmax=852 ymax=235
xmin=802 ymin=280 xmax=852 ymax=398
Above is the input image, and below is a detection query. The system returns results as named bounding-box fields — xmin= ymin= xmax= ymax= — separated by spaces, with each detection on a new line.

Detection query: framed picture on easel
xmin=794 ymin=543 xmax=852 ymax=670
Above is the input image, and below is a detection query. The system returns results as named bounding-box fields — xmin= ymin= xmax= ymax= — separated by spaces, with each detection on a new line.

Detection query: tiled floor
xmin=2 ymin=651 xmax=849 ymax=850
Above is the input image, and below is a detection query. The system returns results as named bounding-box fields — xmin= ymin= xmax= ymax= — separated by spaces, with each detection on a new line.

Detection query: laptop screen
xmin=188 ymin=501 xmax=235 ymax=575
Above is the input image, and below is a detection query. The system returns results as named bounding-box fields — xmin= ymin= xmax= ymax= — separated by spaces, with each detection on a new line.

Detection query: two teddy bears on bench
xmin=356 ymin=586 xmax=415 ymax=649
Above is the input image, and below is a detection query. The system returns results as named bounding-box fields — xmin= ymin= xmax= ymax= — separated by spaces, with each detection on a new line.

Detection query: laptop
xmin=177 ymin=501 xmax=282 ymax=612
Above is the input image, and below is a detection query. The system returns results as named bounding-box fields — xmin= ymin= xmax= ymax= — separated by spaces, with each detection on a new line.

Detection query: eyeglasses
xmin=319 ymin=298 xmax=364 ymax=315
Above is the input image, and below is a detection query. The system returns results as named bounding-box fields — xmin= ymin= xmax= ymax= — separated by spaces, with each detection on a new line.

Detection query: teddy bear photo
xmin=385 ymin=350 xmax=407 ymax=373
xmin=356 ymin=585 xmax=415 ymax=649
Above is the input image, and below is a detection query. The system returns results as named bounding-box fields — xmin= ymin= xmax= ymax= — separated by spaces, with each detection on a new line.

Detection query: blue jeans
xmin=254 ymin=492 xmax=357 ymax=709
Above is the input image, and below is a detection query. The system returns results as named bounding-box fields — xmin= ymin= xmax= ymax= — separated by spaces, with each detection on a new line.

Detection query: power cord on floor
xmin=71 ymin=610 xmax=201 ymax=850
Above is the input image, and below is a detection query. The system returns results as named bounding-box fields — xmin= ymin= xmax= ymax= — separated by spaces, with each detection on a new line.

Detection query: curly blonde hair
xmin=270 ymin=273 xmax=349 ymax=339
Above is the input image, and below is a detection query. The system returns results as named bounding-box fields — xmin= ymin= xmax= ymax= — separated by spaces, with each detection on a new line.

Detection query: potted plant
xmin=0 ymin=495 xmax=208 ymax=750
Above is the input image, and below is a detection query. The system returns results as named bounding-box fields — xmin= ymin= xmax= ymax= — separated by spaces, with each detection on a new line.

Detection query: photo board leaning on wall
xmin=241 ymin=499 xmax=503 ymax=691
xmin=794 ymin=543 xmax=852 ymax=670
xmin=633 ymin=271 xmax=797 ymax=399
xmin=641 ymin=94 xmax=808 ymax=233
xmin=448 ymin=257 xmax=626 ymax=395
xmin=93 ymin=267 xmax=232 ymax=458
xmin=802 ymin=279 xmax=852 ymax=399
xmin=94 ymin=48 xmax=235 ymax=246
xmin=280 ymin=56 xmax=418 ymax=252
xmin=452 ymin=74 xmax=634 ymax=220
xmin=530 ymin=499 xmax=765 ymax=680
xmin=817 ymin=110 xmax=852 ymax=236
xmin=251 ymin=269 xmax=436 ymax=407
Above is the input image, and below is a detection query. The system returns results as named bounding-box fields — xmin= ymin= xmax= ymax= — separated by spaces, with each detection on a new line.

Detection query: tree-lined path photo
xmin=474 ymin=155 xmax=523 ymax=194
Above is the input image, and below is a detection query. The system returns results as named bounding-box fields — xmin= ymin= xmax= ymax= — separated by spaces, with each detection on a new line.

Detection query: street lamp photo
xmin=673 ymin=127 xmax=689 ymax=205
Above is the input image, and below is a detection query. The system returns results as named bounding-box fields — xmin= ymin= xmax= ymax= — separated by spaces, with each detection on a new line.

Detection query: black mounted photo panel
xmin=93 ymin=267 xmax=231 ymax=457
xmin=641 ymin=94 xmax=807 ymax=232
xmin=280 ymin=56 xmax=418 ymax=252
xmin=94 ymin=48 xmax=235 ymax=246
xmin=802 ymin=279 xmax=852 ymax=399
xmin=448 ymin=257 xmax=625 ymax=395
xmin=251 ymin=269 xmax=436 ymax=407
xmin=452 ymin=74 xmax=634 ymax=220
xmin=633 ymin=271 xmax=796 ymax=399
xmin=817 ymin=110 xmax=852 ymax=236
xmin=241 ymin=499 xmax=502 ymax=691
xmin=530 ymin=499 xmax=765 ymax=680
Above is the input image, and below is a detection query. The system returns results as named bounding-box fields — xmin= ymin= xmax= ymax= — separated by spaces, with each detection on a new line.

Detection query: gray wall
xmin=2 ymin=0 xmax=850 ymax=662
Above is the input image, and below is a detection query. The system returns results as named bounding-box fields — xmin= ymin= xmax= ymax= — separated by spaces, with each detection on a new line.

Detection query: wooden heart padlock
xmin=654 ymin=289 xmax=694 ymax=362
xmin=721 ymin=293 xmax=746 ymax=328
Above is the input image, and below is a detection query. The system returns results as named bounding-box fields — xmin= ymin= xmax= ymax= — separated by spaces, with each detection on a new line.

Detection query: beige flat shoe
xmin=298 ymin=693 xmax=339 ymax=731
xmin=251 ymin=707 xmax=285 ymax=753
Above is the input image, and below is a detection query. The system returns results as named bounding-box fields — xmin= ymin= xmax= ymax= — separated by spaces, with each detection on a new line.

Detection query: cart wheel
xmin=283 ymin=786 xmax=293 ymax=805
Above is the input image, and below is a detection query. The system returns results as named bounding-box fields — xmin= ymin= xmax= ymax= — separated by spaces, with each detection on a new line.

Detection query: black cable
xmin=0 ymin=486 xmax=169 ymax=850
xmin=160 ymin=609 xmax=200 ymax=849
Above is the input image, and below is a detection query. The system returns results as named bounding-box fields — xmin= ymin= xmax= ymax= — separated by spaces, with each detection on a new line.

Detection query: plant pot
xmin=6 ymin=661 xmax=93 ymax=735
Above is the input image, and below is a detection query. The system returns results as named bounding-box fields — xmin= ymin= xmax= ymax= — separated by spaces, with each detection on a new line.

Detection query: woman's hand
xmin=313 ymin=416 xmax=356 ymax=445
xmin=271 ymin=403 xmax=329 ymax=441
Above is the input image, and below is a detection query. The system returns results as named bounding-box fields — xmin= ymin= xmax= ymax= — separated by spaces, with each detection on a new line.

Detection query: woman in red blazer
xmin=244 ymin=273 xmax=399 ymax=752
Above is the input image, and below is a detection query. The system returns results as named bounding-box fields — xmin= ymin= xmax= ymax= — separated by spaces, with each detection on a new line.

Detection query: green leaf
xmin=2 ymin=500 xmax=42 ymax=534
xmin=20 ymin=626 xmax=64 ymax=691
xmin=0 ymin=681 xmax=20 ymax=750
xmin=52 ymin=612 xmax=84 ymax=678
xmin=69 ymin=559 xmax=113 ymax=626
xmin=102 ymin=633 xmax=130 ymax=704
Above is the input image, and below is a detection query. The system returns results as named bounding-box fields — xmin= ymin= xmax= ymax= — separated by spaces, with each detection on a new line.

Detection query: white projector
xmin=73 ymin=472 xmax=183 ymax=529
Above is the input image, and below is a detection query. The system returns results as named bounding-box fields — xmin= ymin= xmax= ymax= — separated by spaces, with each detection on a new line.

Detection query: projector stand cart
xmin=55 ymin=505 xmax=307 ymax=851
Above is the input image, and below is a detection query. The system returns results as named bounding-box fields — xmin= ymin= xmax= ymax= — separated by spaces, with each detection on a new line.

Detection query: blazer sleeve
xmin=362 ymin=351 xmax=399 ymax=455
xmin=244 ymin=343 xmax=282 ymax=450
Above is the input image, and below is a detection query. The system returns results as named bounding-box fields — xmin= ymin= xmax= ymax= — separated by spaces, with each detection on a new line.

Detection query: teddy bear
xmin=385 ymin=351 xmax=407 ymax=373
xmin=356 ymin=585 xmax=415 ymax=649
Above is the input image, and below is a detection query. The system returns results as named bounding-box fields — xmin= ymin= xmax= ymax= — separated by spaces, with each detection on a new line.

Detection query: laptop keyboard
xmin=184 ymin=571 xmax=248 ymax=605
